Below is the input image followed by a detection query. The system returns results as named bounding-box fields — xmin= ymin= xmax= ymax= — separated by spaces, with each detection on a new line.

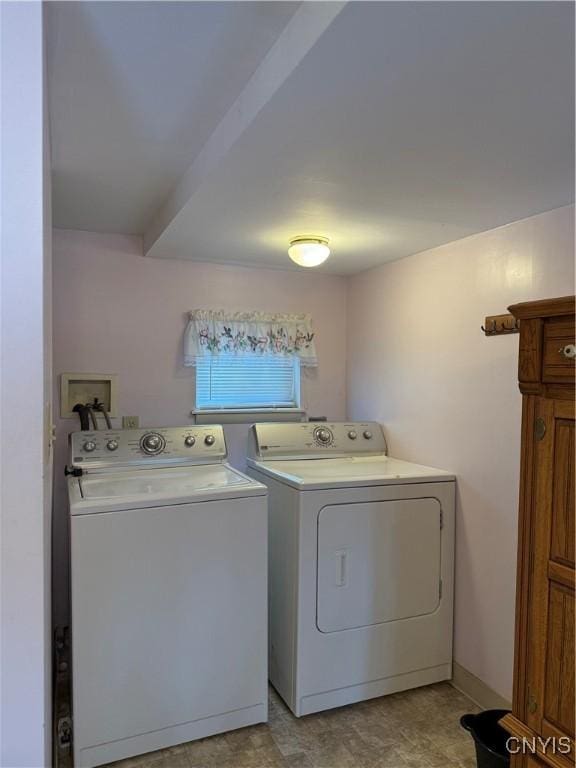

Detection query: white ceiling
xmin=48 ymin=1 xmax=574 ymax=275
xmin=47 ymin=1 xmax=300 ymax=233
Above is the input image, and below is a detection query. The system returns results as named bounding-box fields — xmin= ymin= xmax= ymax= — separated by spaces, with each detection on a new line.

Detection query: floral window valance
xmin=184 ymin=309 xmax=317 ymax=367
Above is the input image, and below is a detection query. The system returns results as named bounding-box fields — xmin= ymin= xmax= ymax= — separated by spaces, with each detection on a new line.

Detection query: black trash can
xmin=460 ymin=709 xmax=511 ymax=768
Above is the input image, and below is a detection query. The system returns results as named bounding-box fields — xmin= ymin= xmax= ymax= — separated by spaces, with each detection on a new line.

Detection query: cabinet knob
xmin=558 ymin=343 xmax=576 ymax=359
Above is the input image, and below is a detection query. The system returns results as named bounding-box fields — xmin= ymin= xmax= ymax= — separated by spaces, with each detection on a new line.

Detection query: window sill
xmin=191 ymin=408 xmax=307 ymax=425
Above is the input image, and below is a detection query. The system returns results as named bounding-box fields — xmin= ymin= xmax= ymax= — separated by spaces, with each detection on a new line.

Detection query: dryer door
xmin=317 ymin=498 xmax=442 ymax=633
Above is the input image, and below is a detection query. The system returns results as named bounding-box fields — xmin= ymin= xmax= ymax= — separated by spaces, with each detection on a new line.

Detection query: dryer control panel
xmin=248 ymin=422 xmax=387 ymax=460
xmin=70 ymin=425 xmax=227 ymax=471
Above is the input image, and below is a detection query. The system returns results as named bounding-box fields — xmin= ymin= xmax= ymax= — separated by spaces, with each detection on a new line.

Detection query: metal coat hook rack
xmin=481 ymin=313 xmax=520 ymax=336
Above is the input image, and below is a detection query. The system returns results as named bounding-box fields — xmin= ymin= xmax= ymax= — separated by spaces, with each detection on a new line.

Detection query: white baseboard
xmin=451 ymin=662 xmax=512 ymax=711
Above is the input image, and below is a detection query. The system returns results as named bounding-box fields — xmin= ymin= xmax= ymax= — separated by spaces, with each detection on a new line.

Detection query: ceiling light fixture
xmin=288 ymin=236 xmax=330 ymax=268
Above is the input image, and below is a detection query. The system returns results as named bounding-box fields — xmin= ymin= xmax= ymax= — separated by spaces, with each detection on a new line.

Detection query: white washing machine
xmin=68 ymin=425 xmax=268 ymax=767
xmin=246 ymin=421 xmax=455 ymax=717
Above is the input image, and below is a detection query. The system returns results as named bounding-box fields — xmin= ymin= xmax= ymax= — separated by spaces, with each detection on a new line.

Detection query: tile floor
xmin=105 ymin=684 xmax=479 ymax=768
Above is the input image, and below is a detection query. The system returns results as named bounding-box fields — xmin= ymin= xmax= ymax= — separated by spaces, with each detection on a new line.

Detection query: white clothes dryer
xmin=246 ymin=421 xmax=455 ymax=717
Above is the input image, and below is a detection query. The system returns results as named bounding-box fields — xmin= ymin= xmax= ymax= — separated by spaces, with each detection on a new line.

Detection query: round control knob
xmin=140 ymin=432 xmax=165 ymax=454
xmin=204 ymin=434 xmax=216 ymax=446
xmin=363 ymin=430 xmax=373 ymax=440
xmin=314 ymin=427 xmax=333 ymax=445
xmin=106 ymin=439 xmax=119 ymax=451
xmin=83 ymin=440 xmax=96 ymax=453
xmin=348 ymin=430 xmax=358 ymax=440
xmin=184 ymin=435 xmax=196 ymax=447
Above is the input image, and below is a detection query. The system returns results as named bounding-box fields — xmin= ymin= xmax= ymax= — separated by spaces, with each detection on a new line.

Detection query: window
xmin=195 ymin=354 xmax=301 ymax=411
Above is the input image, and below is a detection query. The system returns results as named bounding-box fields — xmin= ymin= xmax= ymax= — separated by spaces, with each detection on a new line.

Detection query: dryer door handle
xmin=335 ymin=550 xmax=348 ymax=587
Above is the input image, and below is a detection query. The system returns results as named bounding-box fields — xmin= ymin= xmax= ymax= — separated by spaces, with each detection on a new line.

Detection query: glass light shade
xmin=288 ymin=238 xmax=330 ymax=267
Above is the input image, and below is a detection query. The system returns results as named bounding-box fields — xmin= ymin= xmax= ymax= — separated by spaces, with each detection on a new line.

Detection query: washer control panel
xmin=70 ymin=425 xmax=226 ymax=470
xmin=249 ymin=421 xmax=386 ymax=460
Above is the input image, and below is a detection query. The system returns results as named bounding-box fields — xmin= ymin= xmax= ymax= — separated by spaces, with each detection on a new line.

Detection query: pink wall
xmin=53 ymin=207 xmax=574 ymax=696
xmin=52 ymin=228 xmax=347 ymax=624
xmin=346 ymin=205 xmax=575 ymax=700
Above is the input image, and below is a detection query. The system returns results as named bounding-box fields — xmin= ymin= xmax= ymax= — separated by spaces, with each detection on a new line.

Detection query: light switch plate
xmin=122 ymin=416 xmax=139 ymax=429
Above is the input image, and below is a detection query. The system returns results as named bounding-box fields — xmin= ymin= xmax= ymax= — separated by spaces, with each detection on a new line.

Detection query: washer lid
xmin=70 ymin=463 xmax=266 ymax=514
xmin=248 ymin=455 xmax=454 ymax=489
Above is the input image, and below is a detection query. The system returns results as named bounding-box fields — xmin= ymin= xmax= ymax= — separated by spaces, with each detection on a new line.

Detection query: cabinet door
xmin=527 ymin=397 xmax=575 ymax=762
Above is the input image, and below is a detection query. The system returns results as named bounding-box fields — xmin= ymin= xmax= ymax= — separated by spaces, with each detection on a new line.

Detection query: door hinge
xmin=440 ymin=509 xmax=444 ymax=529
xmin=57 ymin=716 xmax=72 ymax=750
xmin=439 ymin=579 xmax=443 ymax=600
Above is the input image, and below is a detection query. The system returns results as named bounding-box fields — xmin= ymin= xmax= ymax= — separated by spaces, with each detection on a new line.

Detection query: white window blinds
xmin=195 ymin=354 xmax=301 ymax=410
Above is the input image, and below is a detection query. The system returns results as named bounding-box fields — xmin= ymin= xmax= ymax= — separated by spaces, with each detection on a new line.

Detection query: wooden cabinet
xmin=526 ymin=758 xmax=558 ymax=768
xmin=501 ymin=296 xmax=575 ymax=768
